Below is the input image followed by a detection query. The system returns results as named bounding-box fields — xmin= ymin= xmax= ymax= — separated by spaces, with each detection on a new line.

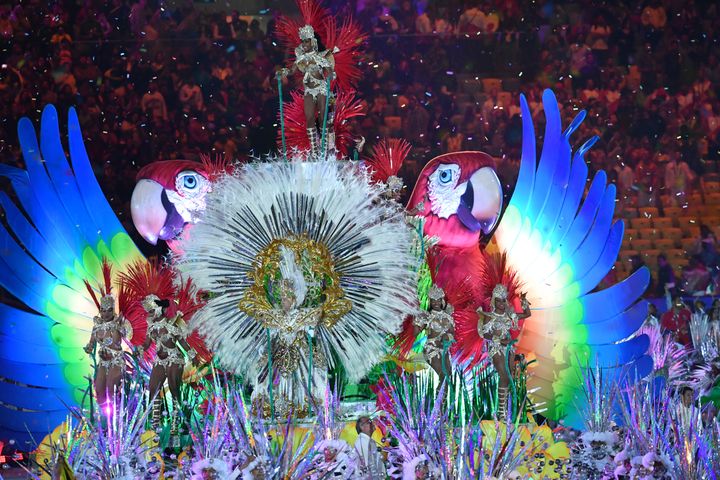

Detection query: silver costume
xmin=146 ymin=314 xmax=194 ymax=369
xmin=91 ymin=316 xmax=127 ymax=370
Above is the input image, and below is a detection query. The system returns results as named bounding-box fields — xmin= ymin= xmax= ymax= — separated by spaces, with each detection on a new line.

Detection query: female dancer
xmin=476 ymin=284 xmax=531 ymax=420
xmin=83 ymin=293 xmax=128 ymax=408
xmin=139 ymin=295 xmax=197 ymax=428
xmin=277 ymin=24 xmax=336 ymax=156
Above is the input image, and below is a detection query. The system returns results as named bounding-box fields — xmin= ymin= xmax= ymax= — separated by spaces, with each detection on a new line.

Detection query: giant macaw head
xmin=131 ymin=158 xmax=229 ymax=247
xmin=407 ymin=151 xmax=503 ymax=249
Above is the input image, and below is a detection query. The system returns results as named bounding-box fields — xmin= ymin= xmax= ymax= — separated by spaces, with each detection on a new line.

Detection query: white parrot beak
xmin=131 ymin=179 xmax=166 ymax=245
xmin=456 ymin=167 xmax=503 ymax=234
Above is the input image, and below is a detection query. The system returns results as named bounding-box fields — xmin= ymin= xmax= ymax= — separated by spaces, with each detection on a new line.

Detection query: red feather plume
xmin=365 ymin=138 xmax=411 ymax=185
xmin=170 ymin=277 xmax=212 ymax=362
xmin=199 ymin=153 xmax=235 ymax=182
xmin=278 ymin=89 xmax=365 ymax=156
xmin=320 ymin=16 xmax=367 ymax=91
xmin=84 ymin=280 xmax=100 ymax=310
xmin=451 ymin=307 xmax=484 ymax=367
xmin=101 ymin=258 xmax=113 ymax=297
xmin=394 ymin=315 xmax=417 ymax=360
xmin=477 ymin=251 xmax=522 ymax=312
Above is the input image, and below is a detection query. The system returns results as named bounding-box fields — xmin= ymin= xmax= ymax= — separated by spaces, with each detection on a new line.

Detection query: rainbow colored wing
xmin=0 ymin=105 xmax=144 ymax=445
xmin=491 ymin=90 xmax=652 ymax=425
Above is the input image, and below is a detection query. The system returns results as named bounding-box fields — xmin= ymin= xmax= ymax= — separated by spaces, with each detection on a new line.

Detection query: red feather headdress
xmin=117 ymin=258 xmax=175 ymax=345
xmin=275 ymin=0 xmax=366 ymax=91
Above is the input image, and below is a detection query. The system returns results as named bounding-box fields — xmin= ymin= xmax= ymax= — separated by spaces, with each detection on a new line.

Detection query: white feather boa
xmin=173 ymin=160 xmax=417 ymax=386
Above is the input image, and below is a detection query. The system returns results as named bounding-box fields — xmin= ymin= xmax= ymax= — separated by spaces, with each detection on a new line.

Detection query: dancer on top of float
xmin=277 ymin=24 xmax=336 ymax=157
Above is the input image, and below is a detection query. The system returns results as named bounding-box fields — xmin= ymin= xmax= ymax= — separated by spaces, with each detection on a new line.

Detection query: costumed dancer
xmin=275 ymin=0 xmax=367 ymax=158
xmin=277 ymin=24 xmax=336 ymax=157
xmin=248 ymin=247 xmax=334 ymax=414
xmin=118 ymin=260 xmax=207 ymax=430
xmin=476 ymin=281 xmax=530 ymax=420
xmin=353 ymin=416 xmax=385 ymax=480
xmin=415 ymin=284 xmax=455 ymax=383
xmin=394 ymin=249 xmax=470 ymax=383
xmin=83 ymin=260 xmax=130 ymax=409
xmin=139 ymin=292 xmax=199 ymax=430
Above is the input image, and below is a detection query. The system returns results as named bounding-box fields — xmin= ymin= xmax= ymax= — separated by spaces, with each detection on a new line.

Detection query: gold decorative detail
xmin=238 ymin=235 xmax=351 ymax=330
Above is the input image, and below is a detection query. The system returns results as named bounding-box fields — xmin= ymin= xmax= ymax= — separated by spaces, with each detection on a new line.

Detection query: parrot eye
xmin=183 ymin=175 xmax=197 ymax=189
xmin=175 ymin=170 xmax=210 ymax=198
xmin=438 ymin=168 xmax=453 ymax=185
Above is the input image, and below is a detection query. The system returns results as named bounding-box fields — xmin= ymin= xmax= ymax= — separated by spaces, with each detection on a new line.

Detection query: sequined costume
xmin=252 ymin=305 xmax=330 ymax=417
xmin=294 ymin=45 xmax=336 ymax=100
xmin=91 ymin=316 xmax=128 ymax=370
xmin=476 ymin=284 xmax=526 ymax=358
xmin=479 ymin=308 xmax=519 ymax=358
xmin=418 ymin=308 xmax=455 ymax=363
xmin=292 ymin=24 xmax=336 ymax=100
xmin=142 ymin=296 xmax=196 ymax=370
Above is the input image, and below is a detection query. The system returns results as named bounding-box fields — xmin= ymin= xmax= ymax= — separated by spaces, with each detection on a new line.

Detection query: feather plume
xmin=319 ymin=16 xmax=367 ymax=91
xmin=172 ymin=277 xmax=212 ymax=362
xmin=365 ymin=138 xmax=412 ymax=185
xmin=101 ymin=258 xmax=113 ymax=297
xmin=450 ymin=308 xmax=484 ymax=366
xmin=279 ymin=89 xmax=365 ymax=156
xmin=117 ymin=258 xmax=175 ymax=344
xmin=478 ymin=251 xmax=522 ymax=311
xmin=84 ymin=280 xmax=100 ymax=310
xmin=200 ymin=153 xmax=236 ymax=182
xmin=173 ymin=160 xmax=417 ymax=387
xmin=274 ymin=0 xmax=330 ymax=53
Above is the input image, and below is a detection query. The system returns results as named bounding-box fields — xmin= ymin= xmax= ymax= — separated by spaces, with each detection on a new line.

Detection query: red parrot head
xmin=131 ymin=156 xmax=232 ymax=247
xmin=407 ymin=151 xmax=502 ymax=249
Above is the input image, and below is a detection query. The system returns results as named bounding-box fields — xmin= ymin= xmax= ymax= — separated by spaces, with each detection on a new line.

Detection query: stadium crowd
xmin=0 ymin=0 xmax=719 ymax=295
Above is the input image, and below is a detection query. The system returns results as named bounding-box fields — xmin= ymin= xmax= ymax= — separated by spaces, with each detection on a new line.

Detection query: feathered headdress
xmin=478 ymin=251 xmax=522 ymax=311
xmin=117 ymin=259 xmax=175 ymax=344
xmin=275 ymin=0 xmax=367 ymax=90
